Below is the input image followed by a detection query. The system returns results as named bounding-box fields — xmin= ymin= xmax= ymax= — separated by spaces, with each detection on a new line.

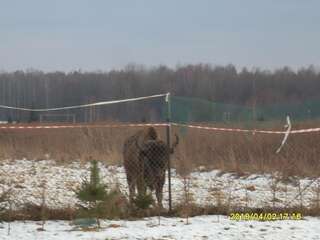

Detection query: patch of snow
xmin=0 ymin=215 xmax=320 ymax=240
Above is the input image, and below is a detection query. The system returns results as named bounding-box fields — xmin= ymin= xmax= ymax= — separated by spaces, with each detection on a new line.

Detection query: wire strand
xmin=0 ymin=93 xmax=169 ymax=112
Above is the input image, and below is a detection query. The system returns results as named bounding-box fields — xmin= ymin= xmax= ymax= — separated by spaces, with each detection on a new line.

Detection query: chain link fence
xmin=0 ymin=123 xmax=320 ymax=219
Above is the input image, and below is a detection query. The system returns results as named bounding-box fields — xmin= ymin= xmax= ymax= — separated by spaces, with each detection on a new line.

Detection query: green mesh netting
xmin=167 ymin=96 xmax=320 ymax=124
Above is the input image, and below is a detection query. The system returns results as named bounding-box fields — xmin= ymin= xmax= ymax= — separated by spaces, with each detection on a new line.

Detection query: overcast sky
xmin=1 ymin=0 xmax=319 ymax=72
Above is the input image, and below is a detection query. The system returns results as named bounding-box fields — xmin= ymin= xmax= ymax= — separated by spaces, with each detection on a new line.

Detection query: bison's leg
xmin=155 ymin=189 xmax=163 ymax=208
xmin=136 ymin=156 xmax=147 ymax=197
xmin=126 ymin=173 xmax=136 ymax=204
xmin=155 ymin=173 xmax=166 ymax=208
xmin=136 ymin=170 xmax=146 ymax=197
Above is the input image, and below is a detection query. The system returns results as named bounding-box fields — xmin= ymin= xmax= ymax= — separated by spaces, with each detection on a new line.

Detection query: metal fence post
xmin=165 ymin=92 xmax=172 ymax=212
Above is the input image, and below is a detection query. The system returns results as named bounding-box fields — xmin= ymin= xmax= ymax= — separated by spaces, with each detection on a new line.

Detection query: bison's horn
xmin=170 ymin=134 xmax=179 ymax=153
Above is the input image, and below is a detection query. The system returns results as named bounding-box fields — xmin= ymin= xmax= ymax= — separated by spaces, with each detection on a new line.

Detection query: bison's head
xmin=136 ymin=134 xmax=179 ymax=156
xmin=145 ymin=127 xmax=157 ymax=141
xmin=170 ymin=134 xmax=179 ymax=154
xmin=136 ymin=134 xmax=179 ymax=169
xmin=141 ymin=140 xmax=169 ymax=168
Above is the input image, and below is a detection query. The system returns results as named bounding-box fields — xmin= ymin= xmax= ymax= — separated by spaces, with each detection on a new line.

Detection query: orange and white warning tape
xmin=0 ymin=123 xmax=169 ymax=130
xmin=171 ymin=123 xmax=320 ymax=135
xmin=172 ymin=123 xmax=285 ymax=134
xmin=0 ymin=122 xmax=320 ymax=134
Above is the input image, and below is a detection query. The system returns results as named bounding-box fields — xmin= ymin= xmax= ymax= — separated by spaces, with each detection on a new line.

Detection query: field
xmin=1 ymin=121 xmax=320 ymax=239
xmin=2 ymin=0 xmax=320 ymax=238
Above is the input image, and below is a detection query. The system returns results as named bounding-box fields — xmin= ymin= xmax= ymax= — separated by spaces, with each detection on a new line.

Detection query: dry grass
xmin=0 ymin=120 xmax=320 ymax=177
xmin=0 ymin=204 xmax=76 ymax=221
xmin=2 ymin=204 xmax=320 ymax=221
xmin=0 ymin=123 xmax=166 ymax=165
xmin=171 ymin=119 xmax=320 ymax=177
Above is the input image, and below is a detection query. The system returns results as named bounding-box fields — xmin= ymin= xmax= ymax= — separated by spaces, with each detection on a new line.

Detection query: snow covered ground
xmin=0 ymin=159 xmax=319 ymax=210
xmin=1 ymin=215 xmax=320 ymax=240
xmin=1 ymin=159 xmax=320 ymax=239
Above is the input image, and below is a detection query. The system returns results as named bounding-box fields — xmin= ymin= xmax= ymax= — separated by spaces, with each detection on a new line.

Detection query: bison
xmin=123 ymin=127 xmax=178 ymax=207
xmin=123 ymin=127 xmax=158 ymax=203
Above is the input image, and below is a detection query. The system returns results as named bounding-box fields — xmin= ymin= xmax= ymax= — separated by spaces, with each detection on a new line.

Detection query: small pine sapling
xmin=76 ymin=159 xmax=108 ymax=228
xmin=133 ymin=193 xmax=153 ymax=211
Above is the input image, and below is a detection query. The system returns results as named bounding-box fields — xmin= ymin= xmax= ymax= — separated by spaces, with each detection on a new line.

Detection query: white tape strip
xmin=172 ymin=123 xmax=320 ymax=135
xmin=0 ymin=123 xmax=168 ymax=130
xmin=0 ymin=121 xmax=320 ymax=135
xmin=0 ymin=93 xmax=168 ymax=112
xmin=172 ymin=123 xmax=284 ymax=134
xmin=276 ymin=116 xmax=292 ymax=153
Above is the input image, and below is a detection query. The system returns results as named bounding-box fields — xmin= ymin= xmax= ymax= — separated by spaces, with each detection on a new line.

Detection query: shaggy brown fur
xmin=123 ymin=127 xmax=179 ymax=207
xmin=123 ymin=127 xmax=158 ymax=203
xmin=140 ymin=139 xmax=169 ymax=207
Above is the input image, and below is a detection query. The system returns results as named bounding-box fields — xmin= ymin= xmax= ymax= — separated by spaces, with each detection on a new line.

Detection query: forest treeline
xmin=0 ymin=64 xmax=319 ymax=122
